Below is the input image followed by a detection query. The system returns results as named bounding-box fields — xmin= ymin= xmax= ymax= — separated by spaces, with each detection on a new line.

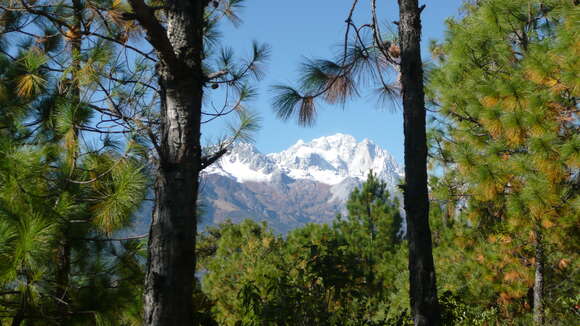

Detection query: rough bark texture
xmin=140 ymin=0 xmax=206 ymax=325
xmin=533 ymin=227 xmax=545 ymax=325
xmin=397 ymin=1 xmax=441 ymax=325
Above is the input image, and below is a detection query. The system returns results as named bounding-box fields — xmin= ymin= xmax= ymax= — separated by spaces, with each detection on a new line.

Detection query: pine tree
xmin=428 ymin=1 xmax=579 ymax=323
xmin=0 ymin=40 xmax=148 ymax=325
xmin=271 ymin=0 xmax=441 ymax=322
xmin=334 ymin=171 xmax=403 ymax=293
xmin=198 ymin=173 xmax=410 ymax=325
xmin=123 ymin=1 xmax=266 ymax=323
xmin=1 ymin=1 xmax=267 ymax=324
xmin=396 ymin=1 xmax=441 ymax=323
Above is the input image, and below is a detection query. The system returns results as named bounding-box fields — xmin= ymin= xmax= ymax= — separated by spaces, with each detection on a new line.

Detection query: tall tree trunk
xmin=11 ymin=315 xmax=23 ymax=326
xmin=533 ymin=226 xmax=545 ymax=325
xmin=56 ymin=1 xmax=83 ymax=323
xmin=397 ymin=1 xmax=441 ymax=325
xmin=11 ymin=288 xmax=26 ymax=326
xmin=55 ymin=241 xmax=71 ymax=326
xmin=142 ymin=0 xmax=205 ymax=325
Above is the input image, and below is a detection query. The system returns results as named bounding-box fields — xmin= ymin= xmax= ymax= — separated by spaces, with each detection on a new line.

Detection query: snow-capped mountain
xmin=205 ymin=133 xmax=402 ymax=186
xmin=201 ymin=134 xmax=403 ymax=233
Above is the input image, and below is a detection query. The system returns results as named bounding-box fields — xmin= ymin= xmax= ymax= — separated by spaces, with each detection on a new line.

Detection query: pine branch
xmin=207 ymin=70 xmax=229 ymax=80
xmin=77 ymin=234 xmax=149 ymax=241
xmin=127 ymin=0 xmax=181 ymax=73
xmin=81 ymin=31 xmax=157 ymax=62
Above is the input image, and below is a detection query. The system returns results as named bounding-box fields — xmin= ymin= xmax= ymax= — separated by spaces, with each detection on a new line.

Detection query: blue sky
xmin=204 ymin=0 xmax=465 ymax=164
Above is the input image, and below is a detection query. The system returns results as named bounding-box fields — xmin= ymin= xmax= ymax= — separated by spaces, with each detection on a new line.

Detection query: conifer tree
xmin=335 ymin=171 xmax=403 ymax=291
xmin=1 ymin=1 xmax=267 ymax=324
xmin=120 ymin=1 xmax=266 ymax=323
xmin=0 ymin=35 xmax=148 ymax=325
xmin=271 ymin=1 xmax=441 ymax=323
xmin=428 ymin=1 xmax=579 ymax=324
xmin=198 ymin=173 xmax=409 ymax=325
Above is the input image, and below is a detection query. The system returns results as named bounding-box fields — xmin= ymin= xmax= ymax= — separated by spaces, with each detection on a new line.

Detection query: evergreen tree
xmin=0 ymin=41 xmax=148 ymax=325
xmin=428 ymin=0 xmax=579 ymax=324
xmin=198 ymin=173 xmax=409 ymax=325
xmin=1 ymin=1 xmax=267 ymax=324
xmin=396 ymin=1 xmax=442 ymax=323
xmin=271 ymin=0 xmax=441 ymax=322
xmin=123 ymin=1 xmax=266 ymax=323
xmin=334 ymin=171 xmax=403 ymax=293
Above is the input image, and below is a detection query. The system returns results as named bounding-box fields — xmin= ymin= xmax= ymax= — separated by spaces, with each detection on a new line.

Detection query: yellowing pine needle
xmin=16 ymin=74 xmax=46 ymax=97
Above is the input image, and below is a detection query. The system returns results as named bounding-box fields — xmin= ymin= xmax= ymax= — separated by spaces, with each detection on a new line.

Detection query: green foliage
xmin=198 ymin=173 xmax=413 ymax=325
xmin=0 ymin=19 xmax=148 ymax=323
xmin=0 ymin=0 xmax=269 ymax=323
xmin=199 ymin=171 xmax=568 ymax=325
xmin=1 ymin=1 xmax=578 ymax=325
xmin=428 ymin=0 xmax=579 ymax=323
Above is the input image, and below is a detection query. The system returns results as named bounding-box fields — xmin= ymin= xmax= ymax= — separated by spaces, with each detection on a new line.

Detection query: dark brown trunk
xmin=533 ymin=226 xmax=544 ymax=325
xmin=11 ymin=315 xmax=23 ymax=326
xmin=11 ymin=289 xmax=26 ymax=326
xmin=142 ymin=0 xmax=205 ymax=325
xmin=397 ymin=1 xmax=441 ymax=325
xmin=55 ymin=241 xmax=71 ymax=326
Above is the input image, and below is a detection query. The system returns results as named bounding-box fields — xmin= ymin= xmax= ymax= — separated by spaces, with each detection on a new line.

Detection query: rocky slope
xmin=200 ymin=134 xmax=403 ymax=233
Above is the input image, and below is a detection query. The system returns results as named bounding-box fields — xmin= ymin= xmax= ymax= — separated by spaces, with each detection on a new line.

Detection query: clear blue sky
xmin=204 ymin=0 xmax=465 ymax=164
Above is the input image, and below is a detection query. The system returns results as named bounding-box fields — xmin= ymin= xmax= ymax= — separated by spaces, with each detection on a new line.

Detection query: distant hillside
xmin=200 ymin=134 xmax=404 ymax=233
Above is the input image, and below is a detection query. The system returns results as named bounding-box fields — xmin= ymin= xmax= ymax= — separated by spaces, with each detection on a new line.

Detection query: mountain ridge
xmin=205 ymin=133 xmax=403 ymax=186
xmin=200 ymin=134 xmax=404 ymax=233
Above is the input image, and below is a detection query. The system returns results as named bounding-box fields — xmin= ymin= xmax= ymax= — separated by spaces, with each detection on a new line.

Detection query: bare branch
xmin=127 ymin=0 xmax=181 ymax=71
xmin=207 ymin=69 xmax=229 ymax=80
xmin=200 ymin=148 xmax=228 ymax=170
xmin=81 ymin=31 xmax=157 ymax=62
xmin=78 ymin=233 xmax=148 ymax=241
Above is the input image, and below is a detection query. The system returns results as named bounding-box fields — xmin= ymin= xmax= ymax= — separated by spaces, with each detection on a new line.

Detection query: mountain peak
xmin=314 ymin=133 xmax=357 ymax=143
xmin=304 ymin=133 xmax=358 ymax=149
xmin=204 ymin=134 xmax=402 ymax=186
xmin=201 ymin=134 xmax=404 ymax=232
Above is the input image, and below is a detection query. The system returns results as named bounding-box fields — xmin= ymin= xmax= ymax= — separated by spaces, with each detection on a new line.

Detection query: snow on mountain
xmin=128 ymin=135 xmax=404 ymax=235
xmin=204 ymin=133 xmax=403 ymax=187
xmin=201 ymin=134 xmax=404 ymax=233
xmin=206 ymin=142 xmax=274 ymax=183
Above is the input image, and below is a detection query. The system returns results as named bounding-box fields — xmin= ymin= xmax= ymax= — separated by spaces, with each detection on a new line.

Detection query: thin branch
xmin=81 ymin=31 xmax=157 ymax=62
xmin=343 ymin=0 xmax=361 ymax=65
xmin=207 ymin=69 xmax=229 ymax=80
xmin=77 ymin=233 xmax=148 ymax=241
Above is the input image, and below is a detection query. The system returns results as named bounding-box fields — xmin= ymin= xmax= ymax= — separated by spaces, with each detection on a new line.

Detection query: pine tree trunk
xmin=56 ymin=1 xmax=83 ymax=323
xmin=11 ymin=290 xmax=26 ymax=326
xmin=55 ymin=241 xmax=71 ymax=326
xmin=533 ymin=226 xmax=545 ymax=325
xmin=142 ymin=0 xmax=205 ymax=325
xmin=11 ymin=315 xmax=23 ymax=326
xmin=397 ymin=1 xmax=441 ymax=325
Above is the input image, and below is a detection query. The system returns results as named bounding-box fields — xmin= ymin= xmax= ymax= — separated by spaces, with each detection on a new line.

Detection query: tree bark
xmin=397 ymin=1 xmax=441 ymax=325
xmin=533 ymin=226 xmax=545 ymax=325
xmin=55 ymin=240 xmax=71 ymax=326
xmin=140 ymin=0 xmax=206 ymax=325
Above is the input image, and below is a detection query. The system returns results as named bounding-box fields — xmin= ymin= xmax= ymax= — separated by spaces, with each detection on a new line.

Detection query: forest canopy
xmin=0 ymin=0 xmax=578 ymax=325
